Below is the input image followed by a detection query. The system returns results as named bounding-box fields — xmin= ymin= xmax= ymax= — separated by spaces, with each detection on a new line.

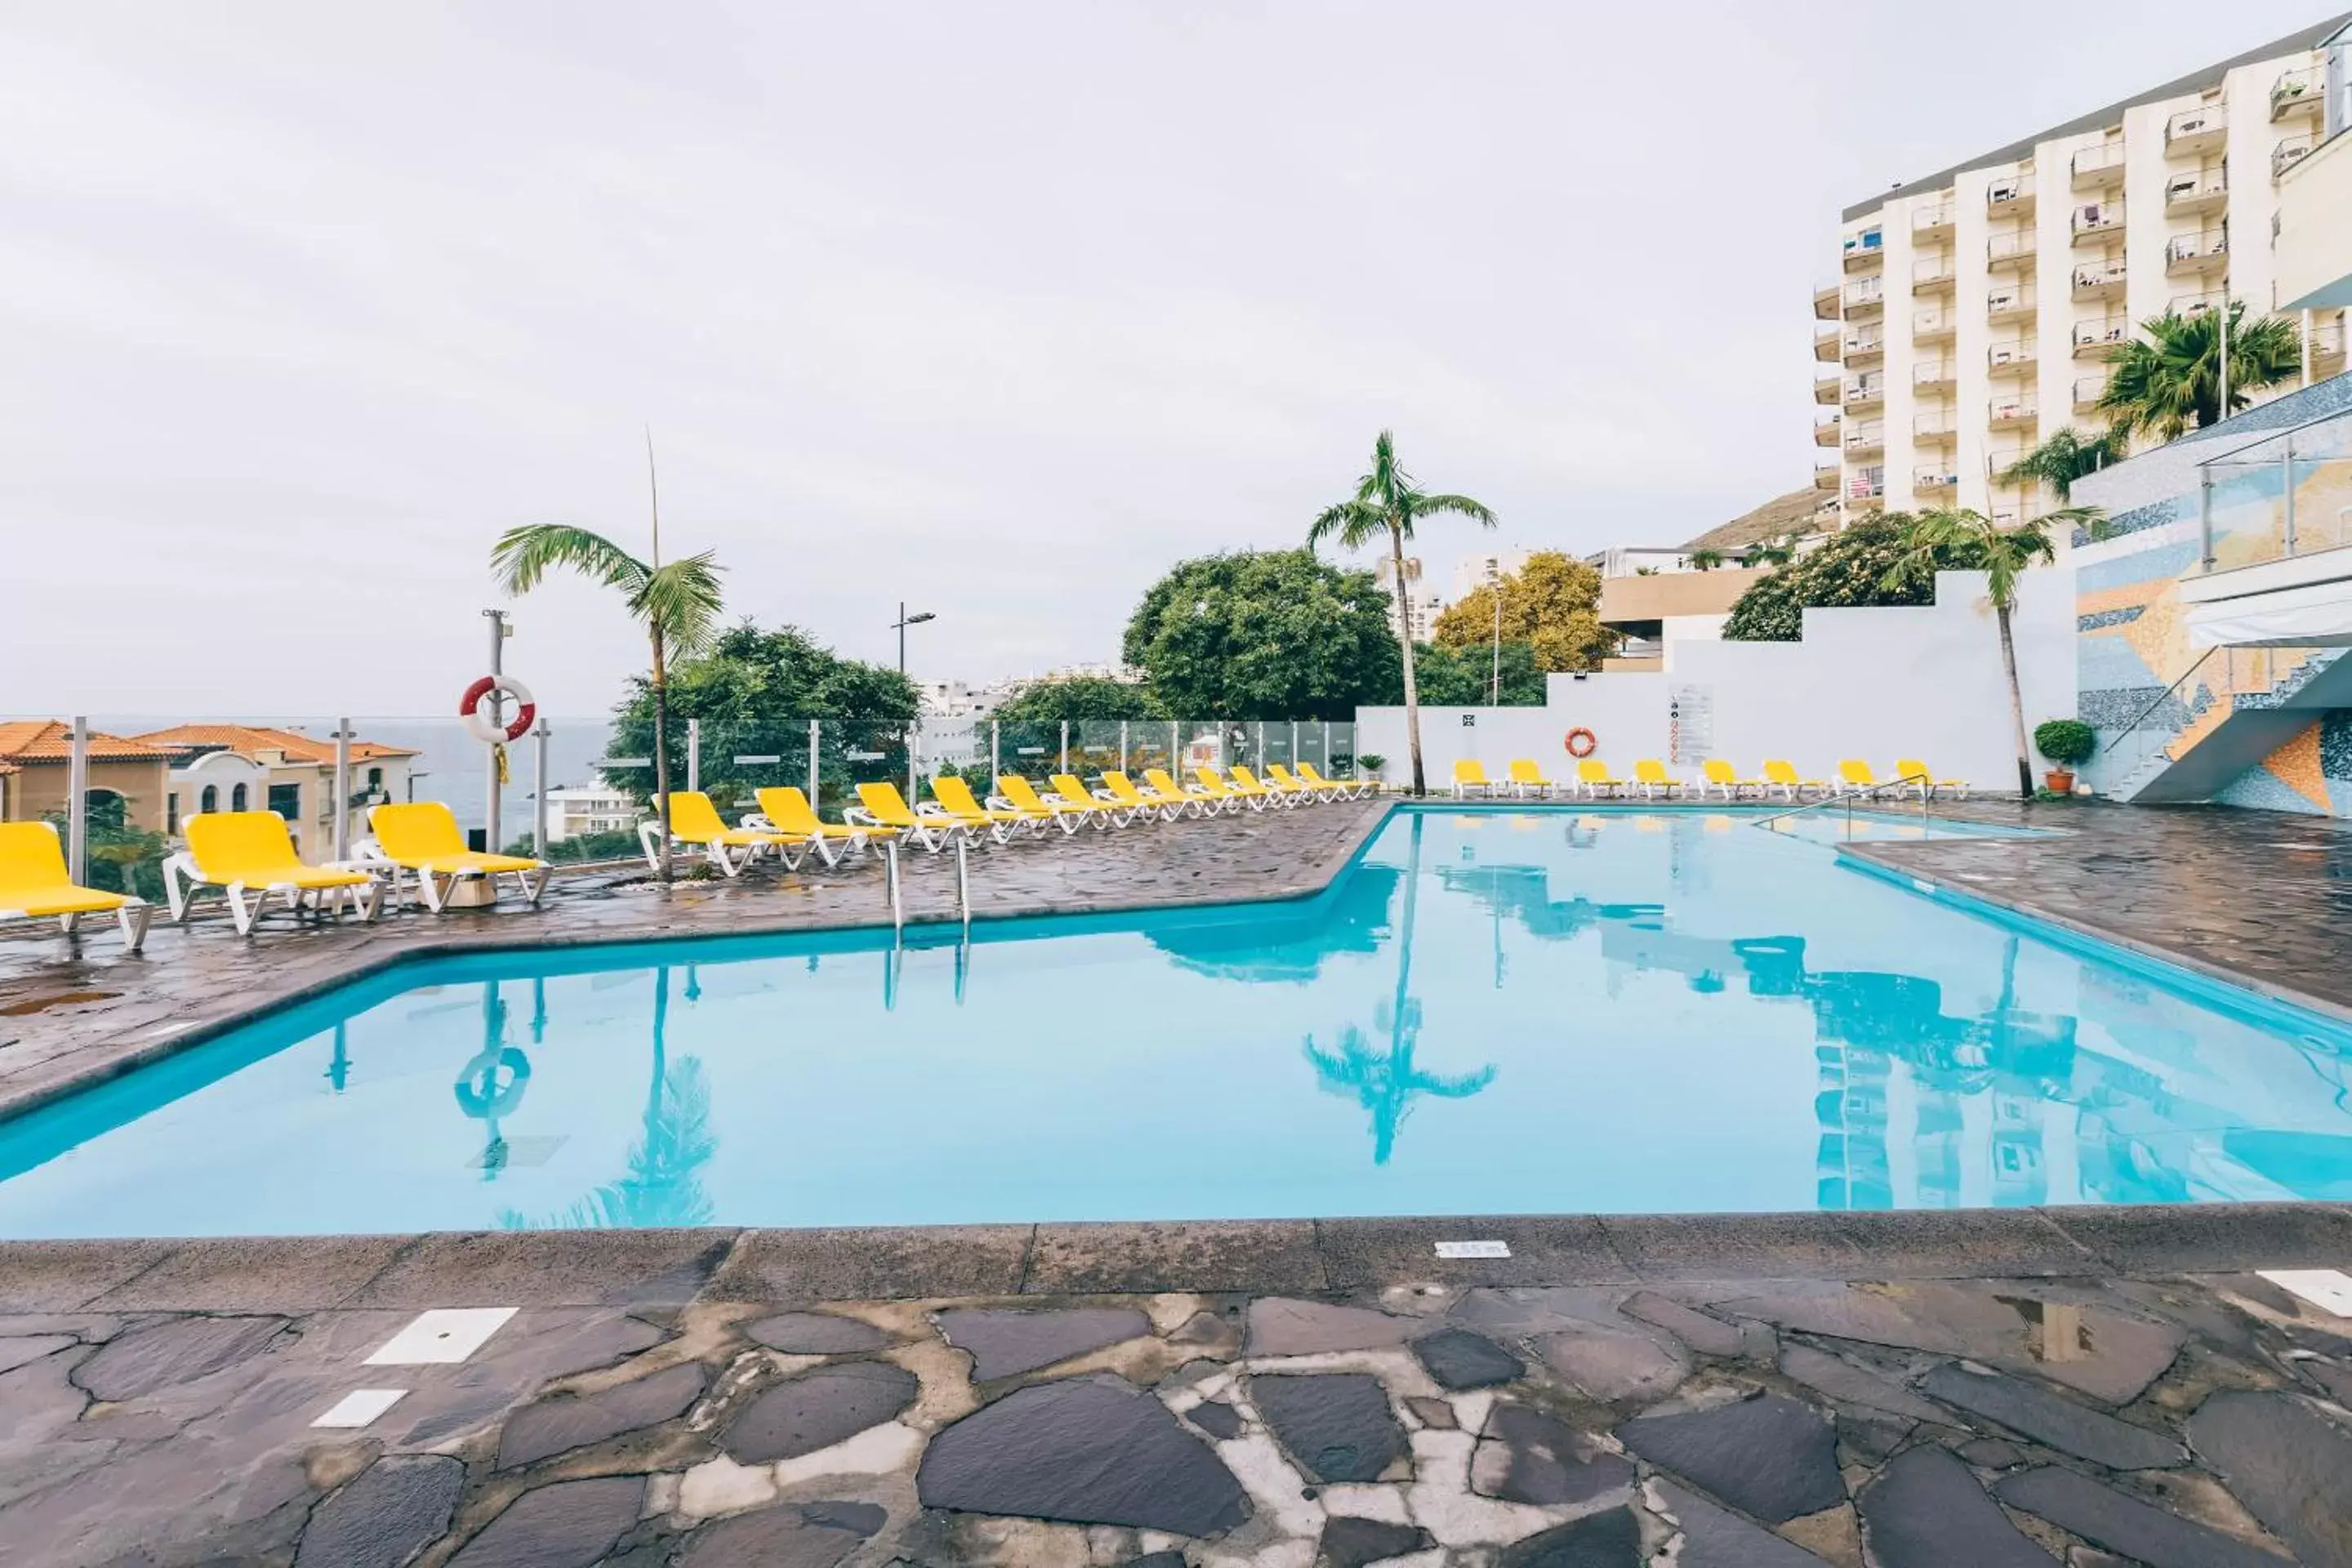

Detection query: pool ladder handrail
xmin=1749 ymin=771 xmax=1934 ymax=840
xmin=881 ymin=834 xmax=973 ymax=940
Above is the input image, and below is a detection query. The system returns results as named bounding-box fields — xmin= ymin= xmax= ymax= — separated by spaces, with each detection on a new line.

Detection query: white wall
xmin=1357 ymin=568 xmax=2076 ymax=794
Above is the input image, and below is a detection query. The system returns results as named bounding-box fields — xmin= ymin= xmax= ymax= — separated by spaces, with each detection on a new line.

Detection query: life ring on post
xmin=1564 ymin=727 xmax=1598 ymax=759
xmin=460 ymin=675 xmax=536 ymax=744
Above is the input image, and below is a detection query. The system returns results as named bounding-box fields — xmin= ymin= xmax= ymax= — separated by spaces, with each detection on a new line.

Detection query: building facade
xmin=0 ymin=721 xmax=180 ymax=833
xmin=1374 ymin=555 xmax=1443 ymax=641
xmin=133 ymin=724 xmax=419 ymax=853
xmin=542 ymin=784 xmax=639 ymax=844
xmin=1450 ymin=547 xmax=1534 ymax=603
xmin=1817 ymin=16 xmax=2352 ymax=524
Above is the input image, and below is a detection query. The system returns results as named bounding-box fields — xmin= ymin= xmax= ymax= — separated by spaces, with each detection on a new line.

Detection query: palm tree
xmin=1740 ymin=537 xmax=1797 ymax=569
xmin=1882 ymin=507 xmax=2098 ymax=799
xmin=1688 ymin=548 xmax=1726 ymax=572
xmin=2097 ymin=303 xmax=2301 ymax=442
xmin=1995 ymin=429 xmax=2127 ymax=503
xmin=490 ymin=439 xmax=724 ymax=879
xmin=1308 ymin=432 xmax=1495 ymax=795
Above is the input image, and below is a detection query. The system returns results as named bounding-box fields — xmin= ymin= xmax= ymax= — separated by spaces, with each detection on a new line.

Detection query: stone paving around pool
xmin=4 ymin=1261 xmax=2351 ymax=1566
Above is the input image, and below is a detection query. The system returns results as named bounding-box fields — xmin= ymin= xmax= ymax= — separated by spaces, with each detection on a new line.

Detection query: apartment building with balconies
xmin=1815 ymin=15 xmax=2352 ymax=526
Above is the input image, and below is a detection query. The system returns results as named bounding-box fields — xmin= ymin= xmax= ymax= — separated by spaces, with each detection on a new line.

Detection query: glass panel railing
xmin=2197 ymin=407 xmax=2352 ymax=572
xmin=1071 ymin=720 xmax=1124 ymax=782
xmin=993 ymin=719 xmax=1064 ymax=782
xmin=826 ymin=718 xmax=913 ymax=812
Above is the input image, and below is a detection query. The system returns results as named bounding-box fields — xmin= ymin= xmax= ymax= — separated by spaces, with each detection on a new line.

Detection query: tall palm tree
xmin=1882 ymin=507 xmax=2098 ymax=799
xmin=1308 ymin=432 xmax=1495 ymax=795
xmin=490 ymin=439 xmax=724 ymax=880
xmin=1995 ymin=429 xmax=2127 ymax=503
xmin=2097 ymin=303 xmax=2301 ymax=442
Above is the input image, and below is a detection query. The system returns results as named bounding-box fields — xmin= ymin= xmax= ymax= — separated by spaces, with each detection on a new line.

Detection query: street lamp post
xmin=893 ymin=603 xmax=936 ymax=675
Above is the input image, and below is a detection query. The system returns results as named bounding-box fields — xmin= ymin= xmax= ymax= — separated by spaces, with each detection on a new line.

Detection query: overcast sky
xmin=2 ymin=1 xmax=2336 ymax=715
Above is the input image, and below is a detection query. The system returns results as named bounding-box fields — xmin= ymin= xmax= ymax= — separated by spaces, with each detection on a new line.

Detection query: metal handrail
xmin=1752 ymin=772 xmax=1934 ymax=838
xmin=2096 ymin=648 xmax=2218 ymax=757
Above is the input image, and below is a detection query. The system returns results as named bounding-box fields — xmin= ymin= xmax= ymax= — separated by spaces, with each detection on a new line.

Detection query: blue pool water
xmin=2 ymin=806 xmax=2349 ymax=1236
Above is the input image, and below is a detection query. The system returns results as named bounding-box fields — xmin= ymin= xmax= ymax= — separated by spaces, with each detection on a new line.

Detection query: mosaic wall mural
xmin=2215 ymin=713 xmax=2352 ymax=816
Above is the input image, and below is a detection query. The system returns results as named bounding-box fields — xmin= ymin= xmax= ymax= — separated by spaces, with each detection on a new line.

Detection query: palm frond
xmin=1410 ymin=492 xmax=1498 ymax=528
xmin=490 ymin=524 xmax=650 ymax=597
xmin=1307 ymin=499 xmax=1388 ymax=554
xmin=1363 ymin=430 xmax=1405 ymax=507
xmin=633 ymin=552 xmax=727 ymax=657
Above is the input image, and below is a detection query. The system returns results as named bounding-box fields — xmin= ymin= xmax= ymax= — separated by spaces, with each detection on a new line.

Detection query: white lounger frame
xmin=349 ymin=841 xmax=551 ymax=911
xmin=0 ymin=899 xmax=154 ymax=952
xmin=160 ymin=854 xmax=382 ymax=936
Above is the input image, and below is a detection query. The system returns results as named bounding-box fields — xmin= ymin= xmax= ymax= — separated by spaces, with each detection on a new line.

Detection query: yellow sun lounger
xmin=1894 ymin=759 xmax=1970 ymax=801
xmin=1838 ymin=760 xmax=1902 ymax=797
xmin=747 ymin=786 xmax=892 ymax=866
xmin=1298 ymin=761 xmax=1371 ymax=800
xmin=1186 ymin=767 xmax=1253 ymax=812
xmin=1103 ymin=771 xmax=1197 ymax=819
xmin=1699 ymin=760 xmax=1766 ymax=800
xmin=1762 ymin=760 xmax=1827 ymax=800
xmin=360 ymin=801 xmax=550 ymax=911
xmin=993 ymin=775 xmax=1100 ymax=835
xmin=847 ymin=782 xmax=979 ymax=852
xmin=1575 ymin=759 xmax=1628 ymax=799
xmin=1262 ymin=764 xmax=1325 ymax=803
xmin=1633 ymin=760 xmax=1687 ymax=800
xmin=164 ymin=811 xmax=381 ymax=934
xmin=643 ymin=791 xmax=801 ymax=876
xmin=1453 ymin=760 xmax=1499 ymax=800
xmin=1054 ymin=772 xmax=1138 ymax=827
xmin=1227 ymin=766 xmax=1295 ymax=808
xmin=0 ymin=821 xmax=153 ymax=951
xmin=1507 ymin=760 xmax=1557 ymax=798
xmin=1144 ymin=767 xmax=1227 ymax=815
xmin=930 ymin=775 xmax=1035 ymax=843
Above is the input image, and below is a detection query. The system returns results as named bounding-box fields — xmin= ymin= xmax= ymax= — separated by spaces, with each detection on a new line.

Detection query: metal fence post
xmin=532 ymin=717 xmax=551 ymax=857
xmin=1255 ymin=720 xmax=1266 ymax=767
xmin=2283 ymin=447 xmax=2298 ymax=557
xmin=2198 ymin=473 xmax=2215 ymax=568
xmin=1290 ymin=720 xmax=1299 ymax=768
xmin=66 ymin=716 xmax=88 ymax=884
xmin=991 ymin=720 xmax=1000 ymax=785
xmin=1170 ymin=719 xmax=1180 ymax=770
xmin=908 ymin=715 xmax=920 ymax=799
xmin=686 ymin=718 xmax=702 ymax=795
xmin=332 ymin=717 xmax=353 ymax=861
xmin=1119 ymin=719 xmax=1129 ymax=771
xmin=807 ymin=718 xmax=820 ymax=804
xmin=1059 ymin=720 xmax=1069 ymax=774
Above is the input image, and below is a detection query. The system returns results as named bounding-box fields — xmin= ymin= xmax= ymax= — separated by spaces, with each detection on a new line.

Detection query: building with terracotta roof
xmin=130 ymin=724 xmax=420 ymax=852
xmin=0 ymin=720 xmax=185 ymax=833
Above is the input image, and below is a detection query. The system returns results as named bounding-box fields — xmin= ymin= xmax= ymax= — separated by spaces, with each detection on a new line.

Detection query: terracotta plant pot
xmin=2043 ymin=769 xmax=2075 ymax=794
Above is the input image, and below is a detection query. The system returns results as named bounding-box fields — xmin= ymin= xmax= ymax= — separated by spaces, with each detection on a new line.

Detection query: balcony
xmin=2271 ymin=66 xmax=2322 ymax=120
xmin=1842 ymin=326 xmax=1886 ymax=362
xmin=1815 ymin=371 xmax=1841 ymax=405
xmin=2274 ymin=135 xmax=2315 ymax=181
xmin=1986 ymin=448 xmax=2032 ymax=479
xmin=1813 ymin=280 xmax=1842 ymax=321
xmin=1988 ymin=397 xmax=2039 ymax=430
xmin=2164 ymin=168 xmax=2227 ymax=214
xmin=1843 ymin=275 xmax=1886 ymax=315
xmin=1814 ymin=323 xmax=1841 ymax=363
xmin=1914 ymin=466 xmax=1959 ymax=492
xmin=1849 ymin=466 xmax=1886 ymax=501
xmin=1913 ymin=409 xmax=1957 ymax=443
xmin=1912 ymin=306 xmax=1955 ymax=342
xmin=1986 ymin=230 xmax=2035 ymax=271
xmin=1986 ymin=284 xmax=2036 ymax=321
xmin=2070 ymin=200 xmax=2124 ymax=242
xmin=2172 ymin=288 xmax=2226 ymax=317
xmin=1844 ymin=420 xmax=1886 ymax=457
xmin=1815 ymin=464 xmax=1840 ymax=492
xmin=1987 ymin=168 xmax=2035 ymax=217
xmin=1814 ymin=413 xmax=1843 ymax=448
xmin=1987 ymin=339 xmax=2037 ymax=374
xmin=2074 ymin=316 xmax=2131 ymax=356
xmin=1912 ymin=201 xmax=1956 ymax=239
xmin=2318 ymin=321 xmax=2347 ymax=366
xmin=2167 ymin=104 xmax=2227 ymax=154
xmin=1843 ymin=372 xmax=1886 ymax=411
xmin=2074 ymin=372 xmax=2109 ymax=412
xmin=1911 ymin=253 xmax=1956 ymax=294
xmin=2071 ymin=258 xmax=2127 ymax=299
xmin=1842 ymin=227 xmax=1886 ymax=270
xmin=1913 ymin=358 xmax=1956 ymax=391
xmin=2071 ymin=141 xmax=2127 ymax=189
xmin=2166 ymin=229 xmax=2229 ymax=275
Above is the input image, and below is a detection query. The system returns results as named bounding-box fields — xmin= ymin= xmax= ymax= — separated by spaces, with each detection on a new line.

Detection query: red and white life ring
xmin=1564 ymin=727 xmax=1597 ymax=759
xmin=460 ymin=675 xmax=536 ymax=744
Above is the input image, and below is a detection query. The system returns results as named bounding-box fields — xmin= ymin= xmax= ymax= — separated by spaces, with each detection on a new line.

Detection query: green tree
xmin=1995 ymin=428 xmax=2127 ymax=503
xmin=1123 ymin=549 xmax=1401 ymax=719
xmin=1307 ymin=431 xmax=1496 ymax=795
xmin=992 ymin=674 xmax=1166 ymax=724
xmin=1431 ymin=550 xmax=1619 ymax=675
xmin=1722 ymin=514 xmax=1940 ymax=642
xmin=1407 ymin=640 xmax=1547 ymax=706
xmin=491 ymin=448 xmax=724 ymax=880
xmin=1688 ymin=547 xmax=1726 ymax=571
xmin=2097 ymin=303 xmax=2301 ymax=441
xmin=1882 ymin=507 xmax=2098 ymax=799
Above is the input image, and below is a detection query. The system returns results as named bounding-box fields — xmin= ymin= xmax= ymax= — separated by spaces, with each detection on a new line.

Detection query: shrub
xmin=2033 ymin=719 xmax=2096 ymax=768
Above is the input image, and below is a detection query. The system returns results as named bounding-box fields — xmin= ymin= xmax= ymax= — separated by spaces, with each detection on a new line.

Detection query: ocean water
xmin=1 ymin=806 xmax=2345 ymax=1236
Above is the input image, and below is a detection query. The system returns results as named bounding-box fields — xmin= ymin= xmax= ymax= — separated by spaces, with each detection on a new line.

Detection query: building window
xmin=268 ymin=782 xmax=301 ymax=822
xmin=83 ymin=790 xmax=127 ymax=832
xmin=201 ymin=785 xmax=219 ymax=813
xmin=230 ymin=783 xmax=248 ymax=812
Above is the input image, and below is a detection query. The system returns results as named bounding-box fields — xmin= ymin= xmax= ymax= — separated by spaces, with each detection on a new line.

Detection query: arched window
xmin=82 ymin=789 xmax=127 ymax=833
xmin=230 ymin=783 xmax=248 ymax=812
xmin=200 ymin=785 xmax=219 ymax=813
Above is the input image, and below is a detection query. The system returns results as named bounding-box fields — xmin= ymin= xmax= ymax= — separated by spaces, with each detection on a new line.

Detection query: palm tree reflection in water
xmin=1304 ymin=811 xmax=1499 ymax=1164
xmin=501 ymin=964 xmax=719 ymax=1229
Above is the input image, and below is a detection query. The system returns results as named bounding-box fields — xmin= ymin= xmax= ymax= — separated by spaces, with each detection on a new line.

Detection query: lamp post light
xmin=893 ymin=603 xmax=936 ymax=675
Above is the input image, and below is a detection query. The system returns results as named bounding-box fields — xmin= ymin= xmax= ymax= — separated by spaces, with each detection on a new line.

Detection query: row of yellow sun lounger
xmin=1452 ymin=758 xmax=1970 ymax=802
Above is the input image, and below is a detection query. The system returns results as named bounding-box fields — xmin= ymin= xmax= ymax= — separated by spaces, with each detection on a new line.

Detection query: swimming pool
xmin=2 ymin=805 xmax=2347 ymax=1236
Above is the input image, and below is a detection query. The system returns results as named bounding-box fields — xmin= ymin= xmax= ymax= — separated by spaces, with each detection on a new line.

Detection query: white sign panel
xmin=1667 ymin=684 xmax=1714 ymax=765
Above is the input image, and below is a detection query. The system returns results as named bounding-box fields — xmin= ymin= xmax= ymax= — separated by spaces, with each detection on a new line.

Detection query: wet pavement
xmin=2 ymin=1222 xmax=2350 ymax=1566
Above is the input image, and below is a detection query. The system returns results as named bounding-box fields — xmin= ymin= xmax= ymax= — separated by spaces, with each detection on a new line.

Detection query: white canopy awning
xmin=2186 ymin=576 xmax=2352 ymax=648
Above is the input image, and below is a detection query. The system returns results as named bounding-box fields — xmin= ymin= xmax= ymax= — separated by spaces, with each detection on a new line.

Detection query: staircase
xmin=2104 ymin=646 xmax=2351 ymax=803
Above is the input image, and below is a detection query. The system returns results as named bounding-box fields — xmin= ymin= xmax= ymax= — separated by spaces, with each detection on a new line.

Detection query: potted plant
xmin=2033 ymin=719 xmax=2095 ymax=795
xmin=1358 ymin=753 xmax=1388 ymax=790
